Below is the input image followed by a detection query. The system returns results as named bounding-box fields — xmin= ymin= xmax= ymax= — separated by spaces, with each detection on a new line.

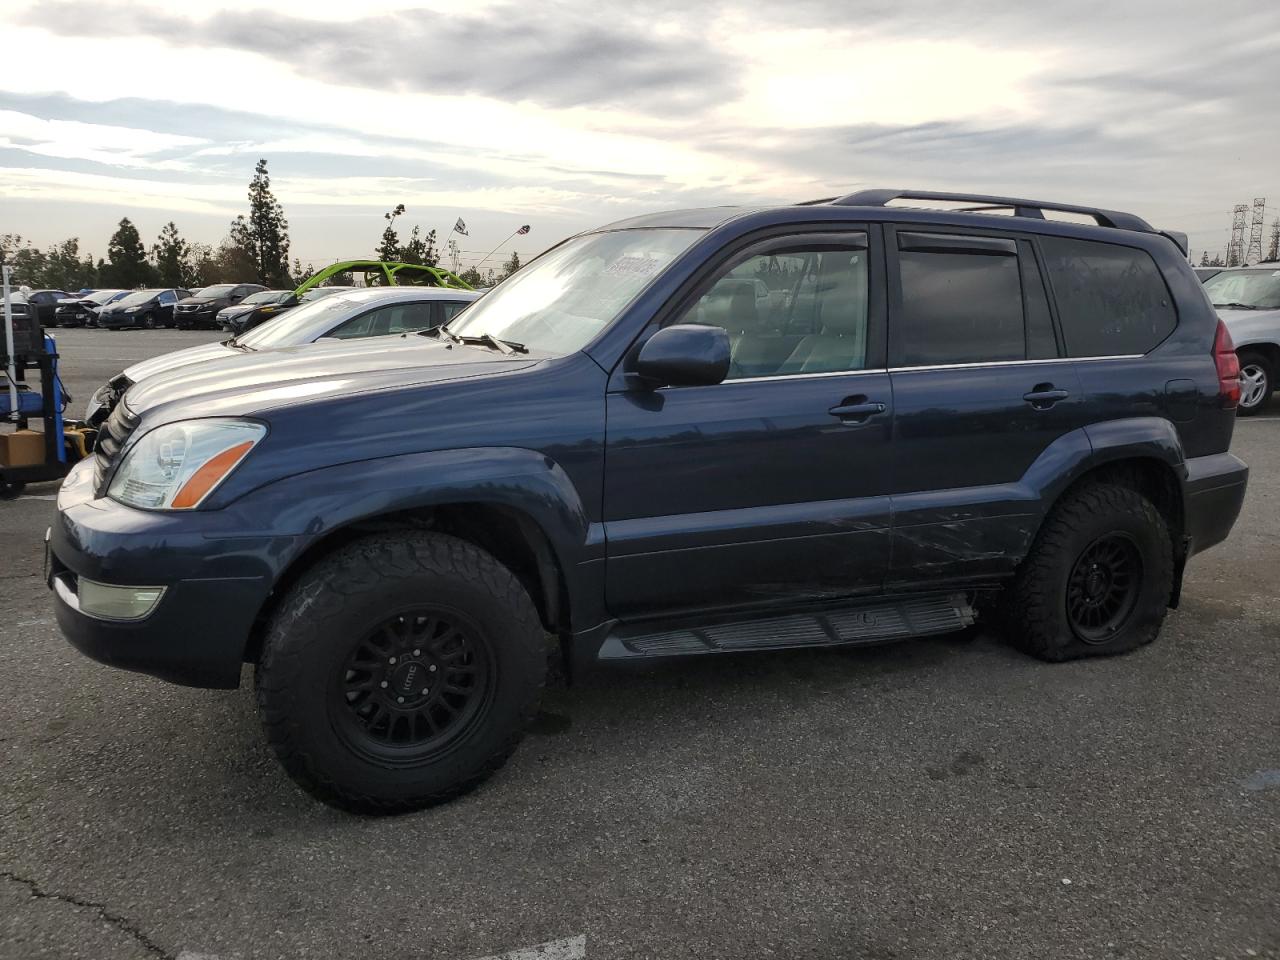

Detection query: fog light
xmin=77 ymin=578 xmax=165 ymax=621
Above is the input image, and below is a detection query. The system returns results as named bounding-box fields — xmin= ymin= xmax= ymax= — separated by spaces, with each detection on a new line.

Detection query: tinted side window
xmin=440 ymin=300 xmax=471 ymax=323
xmin=385 ymin=302 xmax=435 ymax=334
xmin=1021 ymin=242 xmax=1058 ymax=360
xmin=158 ymin=290 xmax=176 ymax=305
xmin=895 ymin=235 xmax=1023 ymax=366
xmin=1039 ymin=237 xmax=1176 ymax=357
xmin=675 ymin=237 xmax=869 ymax=379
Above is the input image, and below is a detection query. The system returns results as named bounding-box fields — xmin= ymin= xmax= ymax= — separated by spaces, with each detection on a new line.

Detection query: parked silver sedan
xmin=1204 ymin=266 xmax=1280 ymax=415
xmin=85 ymin=286 xmax=480 ymax=426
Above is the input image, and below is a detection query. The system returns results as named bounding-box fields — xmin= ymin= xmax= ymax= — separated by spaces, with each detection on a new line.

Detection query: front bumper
xmin=47 ymin=458 xmax=295 ymax=688
xmin=175 ymin=309 xmax=216 ymax=327
xmin=1184 ymin=452 xmax=1248 ymax=557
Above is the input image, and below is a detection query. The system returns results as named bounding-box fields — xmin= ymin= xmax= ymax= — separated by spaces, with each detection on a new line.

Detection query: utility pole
xmin=1227 ymin=204 xmax=1248 ymax=267
xmin=1267 ymin=218 xmax=1280 ymax=262
xmin=1246 ymin=197 xmax=1266 ymax=264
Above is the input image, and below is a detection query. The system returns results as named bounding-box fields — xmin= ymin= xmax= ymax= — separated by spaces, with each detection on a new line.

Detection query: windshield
xmin=197 ymin=284 xmax=237 ymax=299
xmin=301 ymin=286 xmax=354 ymax=303
xmin=238 ymin=296 xmax=359 ymax=348
xmin=1203 ymin=269 xmax=1280 ymax=309
xmin=445 ymin=228 xmax=704 ymax=354
xmin=86 ymin=289 xmax=125 ymax=305
xmin=115 ymin=290 xmax=158 ymax=307
xmin=243 ymin=290 xmax=287 ymax=304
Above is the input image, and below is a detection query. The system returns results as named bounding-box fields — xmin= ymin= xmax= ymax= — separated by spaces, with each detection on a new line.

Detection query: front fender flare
xmin=232 ymin=446 xmax=601 ymax=609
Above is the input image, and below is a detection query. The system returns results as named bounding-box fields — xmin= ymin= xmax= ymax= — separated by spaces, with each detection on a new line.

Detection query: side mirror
xmin=229 ymin=294 xmax=244 ymax=304
xmin=634 ymin=324 xmax=730 ymax=388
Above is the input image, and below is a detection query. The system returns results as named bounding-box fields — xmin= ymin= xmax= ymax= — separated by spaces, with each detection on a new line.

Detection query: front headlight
xmin=108 ymin=418 xmax=266 ymax=510
xmin=85 ymin=383 xmax=112 ymax=421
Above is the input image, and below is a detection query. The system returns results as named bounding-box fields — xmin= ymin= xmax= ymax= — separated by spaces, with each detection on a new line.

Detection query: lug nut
xmin=380 ymin=681 xmax=388 ymax=689
xmin=413 ymin=649 xmax=421 ymax=657
xmin=421 ymin=688 xmax=429 ymax=695
xmin=429 ymin=664 xmax=437 ymax=672
xmin=389 ymin=656 xmax=397 ymax=665
xmin=397 ymin=696 xmax=405 ymax=703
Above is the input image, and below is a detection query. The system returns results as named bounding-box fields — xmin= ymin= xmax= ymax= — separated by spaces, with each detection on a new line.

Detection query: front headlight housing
xmin=108 ymin=418 xmax=266 ymax=510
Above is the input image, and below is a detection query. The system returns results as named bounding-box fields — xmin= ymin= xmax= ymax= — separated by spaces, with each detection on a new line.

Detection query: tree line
xmin=1 ymin=158 xmax=526 ymax=292
xmin=2 ymin=160 xmax=306 ymax=292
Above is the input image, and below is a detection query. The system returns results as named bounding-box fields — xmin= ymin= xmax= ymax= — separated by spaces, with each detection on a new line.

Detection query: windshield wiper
xmin=457 ymin=332 xmax=527 ymax=355
xmin=1214 ymin=301 xmax=1261 ymax=310
xmin=421 ymin=326 xmax=527 ymax=354
xmin=223 ymin=336 xmax=255 ymax=351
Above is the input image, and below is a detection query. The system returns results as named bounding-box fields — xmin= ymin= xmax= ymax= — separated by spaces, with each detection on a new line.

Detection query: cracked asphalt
xmin=1 ymin=328 xmax=1277 ymax=960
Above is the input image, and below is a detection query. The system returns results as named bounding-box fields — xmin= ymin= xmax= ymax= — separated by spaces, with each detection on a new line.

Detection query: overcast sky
xmin=1 ymin=0 xmax=1277 ymax=270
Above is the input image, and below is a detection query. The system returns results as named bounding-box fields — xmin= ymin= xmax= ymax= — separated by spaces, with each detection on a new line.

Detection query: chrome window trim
xmin=654 ymin=354 xmax=1143 ymax=391
xmin=889 ymin=355 xmax=1142 ymax=373
xmin=727 ymin=367 xmax=887 ymax=384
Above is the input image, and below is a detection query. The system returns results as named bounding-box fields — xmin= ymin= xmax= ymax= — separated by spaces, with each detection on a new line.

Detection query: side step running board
xmin=598 ymin=593 xmax=975 ymax=660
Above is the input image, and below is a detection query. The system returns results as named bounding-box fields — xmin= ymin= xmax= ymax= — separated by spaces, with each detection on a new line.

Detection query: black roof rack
xmin=828 ymin=188 xmax=1155 ymax=234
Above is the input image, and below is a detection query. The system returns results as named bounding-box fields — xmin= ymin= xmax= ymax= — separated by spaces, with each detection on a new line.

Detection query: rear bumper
xmin=1184 ymin=452 xmax=1248 ymax=557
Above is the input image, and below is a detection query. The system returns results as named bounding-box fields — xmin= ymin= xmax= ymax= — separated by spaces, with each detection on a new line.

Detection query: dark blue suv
xmin=48 ymin=190 xmax=1249 ymax=813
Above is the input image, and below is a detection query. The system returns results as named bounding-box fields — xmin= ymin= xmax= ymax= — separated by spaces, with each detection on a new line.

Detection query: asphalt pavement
xmin=1 ymin=328 xmax=1276 ymax=960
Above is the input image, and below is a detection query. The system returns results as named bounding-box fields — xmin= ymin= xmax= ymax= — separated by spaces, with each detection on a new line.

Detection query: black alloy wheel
xmin=332 ymin=608 xmax=493 ymax=762
xmin=1066 ymin=532 xmax=1143 ymax=643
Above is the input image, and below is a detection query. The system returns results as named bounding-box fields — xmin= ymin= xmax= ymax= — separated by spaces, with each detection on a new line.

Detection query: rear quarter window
xmin=1039 ymin=237 xmax=1176 ymax=357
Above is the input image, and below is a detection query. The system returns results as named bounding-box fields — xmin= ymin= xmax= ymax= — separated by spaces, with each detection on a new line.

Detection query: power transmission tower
xmin=1267 ymin=218 xmax=1280 ymax=262
xmin=1227 ymin=204 xmax=1248 ymax=266
xmin=1246 ymin=197 xmax=1266 ymax=263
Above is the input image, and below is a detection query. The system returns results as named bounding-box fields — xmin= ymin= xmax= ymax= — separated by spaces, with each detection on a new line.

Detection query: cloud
xmin=21 ymin=1 xmax=737 ymax=113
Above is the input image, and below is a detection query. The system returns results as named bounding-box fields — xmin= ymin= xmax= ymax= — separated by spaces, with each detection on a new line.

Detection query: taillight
xmin=1213 ymin=319 xmax=1241 ymax=409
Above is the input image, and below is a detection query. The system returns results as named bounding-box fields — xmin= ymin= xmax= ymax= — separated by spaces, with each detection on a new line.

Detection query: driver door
xmin=602 ymin=228 xmax=894 ymax=621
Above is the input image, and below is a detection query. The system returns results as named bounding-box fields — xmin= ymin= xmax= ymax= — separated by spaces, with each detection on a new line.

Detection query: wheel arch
xmin=1029 ymin=419 xmax=1189 ymax=605
xmin=237 ymin=447 xmax=600 ymax=666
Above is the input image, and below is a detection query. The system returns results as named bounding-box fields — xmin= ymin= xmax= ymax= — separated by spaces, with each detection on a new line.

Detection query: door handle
xmin=828 ymin=398 xmax=887 ymax=423
xmin=1023 ymin=385 xmax=1070 ymax=409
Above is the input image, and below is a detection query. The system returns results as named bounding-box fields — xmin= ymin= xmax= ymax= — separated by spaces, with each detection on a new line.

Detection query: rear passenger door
xmin=886 ymin=228 xmax=1088 ymax=585
xmin=604 ymin=229 xmax=894 ymax=620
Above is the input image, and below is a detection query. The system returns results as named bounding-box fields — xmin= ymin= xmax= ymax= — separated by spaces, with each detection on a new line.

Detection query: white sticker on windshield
xmin=603 ymin=255 xmax=662 ymax=278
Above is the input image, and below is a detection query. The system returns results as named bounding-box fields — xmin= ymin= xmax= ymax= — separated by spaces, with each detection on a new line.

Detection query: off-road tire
xmin=255 ymin=532 xmax=546 ymax=814
xmin=1236 ymin=349 xmax=1274 ymax=417
xmin=1004 ymin=483 xmax=1173 ymax=662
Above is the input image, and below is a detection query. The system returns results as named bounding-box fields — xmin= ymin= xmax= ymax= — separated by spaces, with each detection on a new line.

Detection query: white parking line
xmin=474 ymin=935 xmax=587 ymax=960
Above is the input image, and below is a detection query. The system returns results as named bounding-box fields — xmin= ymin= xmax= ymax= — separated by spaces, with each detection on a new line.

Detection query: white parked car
xmin=1203 ymin=266 xmax=1280 ymax=415
xmin=86 ymin=286 xmax=480 ymax=426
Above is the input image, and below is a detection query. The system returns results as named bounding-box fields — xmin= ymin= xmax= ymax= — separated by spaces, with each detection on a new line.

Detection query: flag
xmin=453 ymin=217 xmax=469 ymax=236
xmin=516 ymin=224 xmax=531 ymax=235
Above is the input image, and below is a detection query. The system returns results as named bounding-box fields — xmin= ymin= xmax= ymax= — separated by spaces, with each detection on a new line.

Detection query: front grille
xmin=94 ymin=399 xmax=140 ymax=493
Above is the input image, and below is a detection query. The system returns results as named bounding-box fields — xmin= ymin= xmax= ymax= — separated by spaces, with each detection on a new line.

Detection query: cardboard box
xmin=0 ymin=430 xmax=45 ymax=467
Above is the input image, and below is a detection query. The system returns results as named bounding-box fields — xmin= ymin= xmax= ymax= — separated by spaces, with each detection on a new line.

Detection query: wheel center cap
xmin=390 ymin=660 xmax=429 ymax=698
xmin=1085 ymin=570 xmax=1108 ymax=600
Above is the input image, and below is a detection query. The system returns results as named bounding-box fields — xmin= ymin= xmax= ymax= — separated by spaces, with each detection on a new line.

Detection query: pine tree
xmin=103 ymin=218 xmax=155 ymax=288
xmin=216 ymin=219 xmax=258 ymax=282
xmin=245 ymin=159 xmax=291 ymax=285
xmin=378 ymin=204 xmax=405 ymax=261
xmin=290 ymin=258 xmax=314 ymax=287
xmin=151 ymin=222 xmax=193 ymax=287
xmin=1198 ymin=251 xmax=1210 ymax=267
xmin=398 ymin=225 xmax=440 ymax=267
xmin=42 ymin=238 xmax=97 ymax=290
xmin=497 ymin=251 xmax=522 ymax=281
xmin=458 ymin=267 xmax=484 ymax=288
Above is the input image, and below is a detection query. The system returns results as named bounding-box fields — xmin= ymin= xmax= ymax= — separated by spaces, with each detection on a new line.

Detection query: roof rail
xmin=829 ymin=189 xmax=1155 ymax=233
